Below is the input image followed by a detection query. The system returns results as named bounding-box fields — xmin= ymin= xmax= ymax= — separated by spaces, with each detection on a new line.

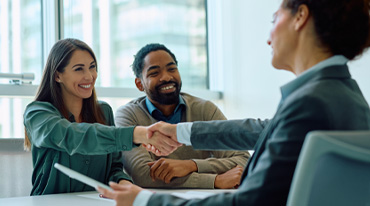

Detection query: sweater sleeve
xmin=122 ymin=145 xmax=217 ymax=189
xmin=24 ymin=101 xmax=136 ymax=156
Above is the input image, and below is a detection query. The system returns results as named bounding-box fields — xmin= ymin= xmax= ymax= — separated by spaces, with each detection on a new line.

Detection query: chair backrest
xmin=0 ymin=138 xmax=33 ymax=198
xmin=287 ymin=131 xmax=370 ymax=206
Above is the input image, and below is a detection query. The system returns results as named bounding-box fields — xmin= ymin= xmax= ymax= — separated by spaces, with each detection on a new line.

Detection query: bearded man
xmin=115 ymin=43 xmax=250 ymax=189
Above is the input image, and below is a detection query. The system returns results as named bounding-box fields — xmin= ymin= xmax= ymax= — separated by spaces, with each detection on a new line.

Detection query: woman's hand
xmin=147 ymin=121 xmax=178 ymax=141
xmin=97 ymin=182 xmax=145 ymax=206
xmin=118 ymin=179 xmax=132 ymax=185
xmin=144 ymin=122 xmax=180 ymax=155
xmin=133 ymin=125 xmax=182 ymax=156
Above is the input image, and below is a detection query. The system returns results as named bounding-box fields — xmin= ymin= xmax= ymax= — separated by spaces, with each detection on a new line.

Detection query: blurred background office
xmin=0 ymin=0 xmax=369 ymax=140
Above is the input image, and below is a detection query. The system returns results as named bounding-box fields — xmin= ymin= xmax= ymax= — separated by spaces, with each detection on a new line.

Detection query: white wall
xmin=208 ymin=0 xmax=370 ymax=120
xmin=349 ymin=52 xmax=370 ymax=102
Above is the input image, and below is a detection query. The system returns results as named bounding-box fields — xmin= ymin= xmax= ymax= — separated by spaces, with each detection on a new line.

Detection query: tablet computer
xmin=54 ymin=163 xmax=113 ymax=191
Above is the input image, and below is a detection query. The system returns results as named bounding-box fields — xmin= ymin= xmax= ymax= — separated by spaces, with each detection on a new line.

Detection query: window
xmin=63 ymin=0 xmax=208 ymax=89
xmin=0 ymin=0 xmax=42 ymax=138
xmin=0 ymin=0 xmax=215 ymax=139
xmin=0 ymin=0 xmax=42 ymax=84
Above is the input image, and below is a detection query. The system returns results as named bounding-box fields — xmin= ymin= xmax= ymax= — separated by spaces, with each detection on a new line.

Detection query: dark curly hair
xmin=132 ymin=43 xmax=178 ymax=78
xmin=282 ymin=0 xmax=370 ymax=60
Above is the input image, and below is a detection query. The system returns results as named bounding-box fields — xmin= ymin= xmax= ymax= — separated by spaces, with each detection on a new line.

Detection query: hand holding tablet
xmin=54 ymin=163 xmax=113 ymax=191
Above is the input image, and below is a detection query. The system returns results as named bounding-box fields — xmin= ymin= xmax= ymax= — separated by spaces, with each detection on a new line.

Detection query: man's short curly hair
xmin=132 ymin=43 xmax=178 ymax=78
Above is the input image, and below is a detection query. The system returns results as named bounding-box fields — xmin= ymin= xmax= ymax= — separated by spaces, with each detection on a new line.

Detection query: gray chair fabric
xmin=0 ymin=138 xmax=33 ymax=198
xmin=287 ymin=131 xmax=370 ymax=206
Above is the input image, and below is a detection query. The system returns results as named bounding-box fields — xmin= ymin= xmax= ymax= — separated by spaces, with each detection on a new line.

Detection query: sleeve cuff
xmin=177 ymin=122 xmax=192 ymax=146
xmin=133 ymin=190 xmax=154 ymax=206
xmin=192 ymin=159 xmax=215 ymax=173
xmin=198 ymin=173 xmax=217 ymax=189
xmin=115 ymin=126 xmax=135 ymax=151
xmin=116 ymin=177 xmax=133 ymax=184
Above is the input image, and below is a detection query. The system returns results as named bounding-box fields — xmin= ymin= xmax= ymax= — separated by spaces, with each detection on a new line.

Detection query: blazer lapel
xmin=240 ymin=118 xmax=275 ymax=181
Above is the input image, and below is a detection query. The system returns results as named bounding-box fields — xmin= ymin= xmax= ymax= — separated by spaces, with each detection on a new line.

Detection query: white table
xmin=0 ymin=189 xmax=236 ymax=206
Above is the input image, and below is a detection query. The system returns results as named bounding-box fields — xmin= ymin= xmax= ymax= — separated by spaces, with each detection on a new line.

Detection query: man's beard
xmin=147 ymin=81 xmax=182 ymax=105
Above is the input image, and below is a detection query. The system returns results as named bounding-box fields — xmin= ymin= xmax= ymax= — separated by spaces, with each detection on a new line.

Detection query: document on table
xmin=77 ymin=193 xmax=114 ymax=202
xmin=171 ymin=191 xmax=217 ymax=200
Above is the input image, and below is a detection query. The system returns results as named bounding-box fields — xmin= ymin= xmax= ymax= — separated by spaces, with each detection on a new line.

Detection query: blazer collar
xmin=280 ymin=55 xmax=349 ymax=100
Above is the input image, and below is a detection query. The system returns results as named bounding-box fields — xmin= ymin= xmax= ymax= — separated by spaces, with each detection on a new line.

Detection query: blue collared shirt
xmin=145 ymin=96 xmax=186 ymax=124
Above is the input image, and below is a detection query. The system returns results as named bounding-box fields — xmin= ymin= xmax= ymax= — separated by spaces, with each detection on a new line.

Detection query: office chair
xmin=287 ymin=131 xmax=370 ymax=206
xmin=0 ymin=138 xmax=33 ymax=198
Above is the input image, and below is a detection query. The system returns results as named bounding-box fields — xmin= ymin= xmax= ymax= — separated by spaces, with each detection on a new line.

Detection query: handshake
xmin=133 ymin=121 xmax=183 ymax=156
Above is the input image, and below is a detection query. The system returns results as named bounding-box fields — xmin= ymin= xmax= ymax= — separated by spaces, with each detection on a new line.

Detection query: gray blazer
xmin=148 ymin=65 xmax=370 ymax=205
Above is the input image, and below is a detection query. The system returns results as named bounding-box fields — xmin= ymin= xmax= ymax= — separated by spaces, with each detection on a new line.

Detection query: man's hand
xmin=144 ymin=122 xmax=179 ymax=155
xmin=97 ymin=182 xmax=145 ymax=206
xmin=147 ymin=121 xmax=178 ymax=141
xmin=133 ymin=126 xmax=182 ymax=156
xmin=148 ymin=158 xmax=198 ymax=183
xmin=214 ymin=165 xmax=244 ymax=189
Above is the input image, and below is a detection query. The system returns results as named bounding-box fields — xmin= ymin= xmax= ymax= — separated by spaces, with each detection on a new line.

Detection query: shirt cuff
xmin=176 ymin=122 xmax=193 ymax=146
xmin=116 ymin=126 xmax=135 ymax=151
xmin=133 ymin=190 xmax=154 ymax=206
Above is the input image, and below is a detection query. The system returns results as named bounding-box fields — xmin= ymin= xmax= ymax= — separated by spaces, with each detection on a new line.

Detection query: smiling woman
xmin=26 ymin=39 xmax=103 ymax=124
xmin=56 ymin=50 xmax=98 ymax=120
xmin=22 ymin=38 xmax=182 ymax=196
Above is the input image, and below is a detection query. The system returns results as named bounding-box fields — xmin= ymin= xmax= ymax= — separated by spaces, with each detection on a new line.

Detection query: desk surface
xmin=0 ymin=189 xmax=236 ymax=206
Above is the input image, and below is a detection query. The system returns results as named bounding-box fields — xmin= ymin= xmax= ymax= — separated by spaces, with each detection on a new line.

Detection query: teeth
xmin=160 ymin=85 xmax=174 ymax=90
xmin=80 ymin=84 xmax=91 ymax=88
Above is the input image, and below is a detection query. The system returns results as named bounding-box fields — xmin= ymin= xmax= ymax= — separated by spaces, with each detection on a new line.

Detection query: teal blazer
xmin=149 ymin=65 xmax=370 ymax=205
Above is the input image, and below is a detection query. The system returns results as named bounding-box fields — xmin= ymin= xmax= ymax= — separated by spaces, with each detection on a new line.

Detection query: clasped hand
xmin=133 ymin=122 xmax=180 ymax=156
xmin=148 ymin=158 xmax=197 ymax=183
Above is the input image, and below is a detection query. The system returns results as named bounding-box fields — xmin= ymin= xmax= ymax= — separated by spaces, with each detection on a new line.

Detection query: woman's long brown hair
xmin=24 ymin=38 xmax=106 ymax=150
